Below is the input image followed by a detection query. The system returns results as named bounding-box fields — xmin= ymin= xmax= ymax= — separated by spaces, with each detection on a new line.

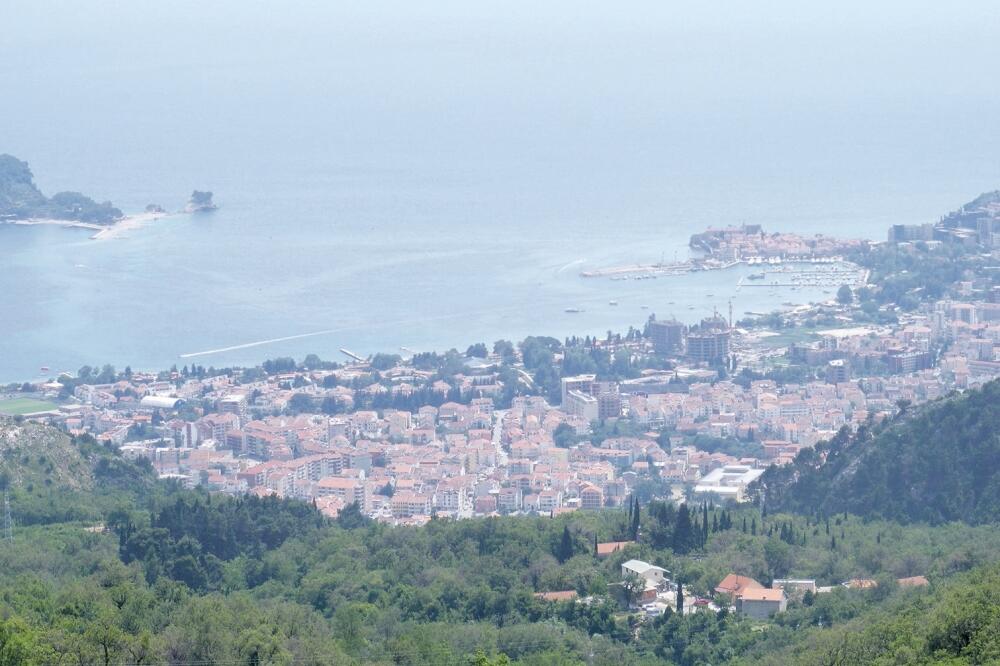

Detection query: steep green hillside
xmin=755 ymin=380 xmax=1000 ymax=524
xmin=0 ymin=423 xmax=153 ymax=525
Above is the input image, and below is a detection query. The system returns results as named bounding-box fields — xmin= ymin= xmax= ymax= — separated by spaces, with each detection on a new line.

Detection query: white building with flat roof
xmin=693 ymin=464 xmax=765 ymax=502
xmin=564 ymin=389 xmax=599 ymax=422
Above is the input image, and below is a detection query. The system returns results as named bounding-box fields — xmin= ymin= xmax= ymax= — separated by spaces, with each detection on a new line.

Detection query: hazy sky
xmin=2 ymin=1 xmax=998 ymax=210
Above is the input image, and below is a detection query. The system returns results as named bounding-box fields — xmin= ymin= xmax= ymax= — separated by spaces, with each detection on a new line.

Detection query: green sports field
xmin=0 ymin=398 xmax=59 ymax=416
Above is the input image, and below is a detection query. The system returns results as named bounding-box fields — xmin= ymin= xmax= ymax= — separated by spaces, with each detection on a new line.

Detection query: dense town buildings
xmin=10 ymin=230 xmax=1000 ymax=526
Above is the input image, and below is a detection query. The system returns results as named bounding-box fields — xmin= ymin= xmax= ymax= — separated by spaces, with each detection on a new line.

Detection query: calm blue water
xmin=2 ymin=1 xmax=999 ymax=381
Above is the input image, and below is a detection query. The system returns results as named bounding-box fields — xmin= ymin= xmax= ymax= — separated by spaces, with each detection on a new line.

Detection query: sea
xmin=2 ymin=1 xmax=999 ymax=382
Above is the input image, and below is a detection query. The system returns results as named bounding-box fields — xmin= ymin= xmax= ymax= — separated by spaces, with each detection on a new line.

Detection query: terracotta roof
xmin=533 ymin=590 xmax=578 ymax=602
xmin=596 ymin=541 xmax=633 ymax=556
xmin=844 ymin=578 xmax=879 ymax=589
xmin=897 ymin=575 xmax=929 ymax=587
xmin=737 ymin=588 xmax=785 ymax=602
xmin=715 ymin=574 xmax=764 ymax=595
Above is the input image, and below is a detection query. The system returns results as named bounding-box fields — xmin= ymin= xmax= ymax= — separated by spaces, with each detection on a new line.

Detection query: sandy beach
xmin=8 ymin=218 xmax=104 ymax=231
xmin=90 ymin=211 xmax=178 ymax=240
xmin=5 ymin=212 xmax=179 ymax=239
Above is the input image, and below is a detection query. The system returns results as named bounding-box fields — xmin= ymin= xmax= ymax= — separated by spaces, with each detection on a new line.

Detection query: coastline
xmin=90 ymin=211 xmax=179 ymax=240
xmin=4 ymin=211 xmax=181 ymax=240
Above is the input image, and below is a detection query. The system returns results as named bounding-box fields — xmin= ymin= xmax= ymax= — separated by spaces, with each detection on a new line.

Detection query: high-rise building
xmin=564 ymin=389 xmax=599 ymax=422
xmin=218 ymin=394 xmax=249 ymax=427
xmin=686 ymin=316 xmax=731 ymax=364
xmin=597 ymin=388 xmax=622 ymax=420
xmin=561 ymin=374 xmax=596 ymax=404
xmin=648 ymin=318 xmax=685 ymax=354
xmin=825 ymin=359 xmax=850 ymax=384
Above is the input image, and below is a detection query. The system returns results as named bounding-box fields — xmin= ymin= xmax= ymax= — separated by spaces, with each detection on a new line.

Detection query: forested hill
xmin=755 ymin=379 xmax=1000 ymax=524
xmin=0 ymin=154 xmax=121 ymax=224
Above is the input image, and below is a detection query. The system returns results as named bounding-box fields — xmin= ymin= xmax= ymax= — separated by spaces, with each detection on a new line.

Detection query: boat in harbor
xmin=608 ymin=300 xmax=618 ymax=306
xmin=565 ymin=307 xmax=583 ymax=313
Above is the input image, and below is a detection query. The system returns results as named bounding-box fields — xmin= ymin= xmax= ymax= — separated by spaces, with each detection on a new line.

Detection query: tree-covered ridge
xmin=0 ymin=154 xmax=122 ymax=224
xmin=755 ymin=379 xmax=1000 ymax=524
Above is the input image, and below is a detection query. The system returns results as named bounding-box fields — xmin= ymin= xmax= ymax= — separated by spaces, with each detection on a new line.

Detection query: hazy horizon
xmin=2 ymin=1 xmax=999 ymax=380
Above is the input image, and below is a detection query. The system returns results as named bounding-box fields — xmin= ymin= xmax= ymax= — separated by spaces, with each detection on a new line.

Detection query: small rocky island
xmin=0 ymin=154 xmax=122 ymax=224
xmin=185 ymin=190 xmax=217 ymax=213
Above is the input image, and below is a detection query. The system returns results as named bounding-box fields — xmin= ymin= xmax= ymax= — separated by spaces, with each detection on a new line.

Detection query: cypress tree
xmin=712 ymin=513 xmax=719 ymax=533
xmin=631 ymin=498 xmax=641 ymax=541
xmin=557 ymin=526 xmax=574 ymax=563
xmin=702 ymin=504 xmax=709 ymax=545
xmin=672 ymin=504 xmax=694 ymax=554
xmin=676 ymin=581 xmax=684 ymax=614
xmin=830 ymin=535 xmax=836 ymax=550
xmin=751 ymin=518 xmax=757 ymax=536
xmin=742 ymin=517 xmax=748 ymax=533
